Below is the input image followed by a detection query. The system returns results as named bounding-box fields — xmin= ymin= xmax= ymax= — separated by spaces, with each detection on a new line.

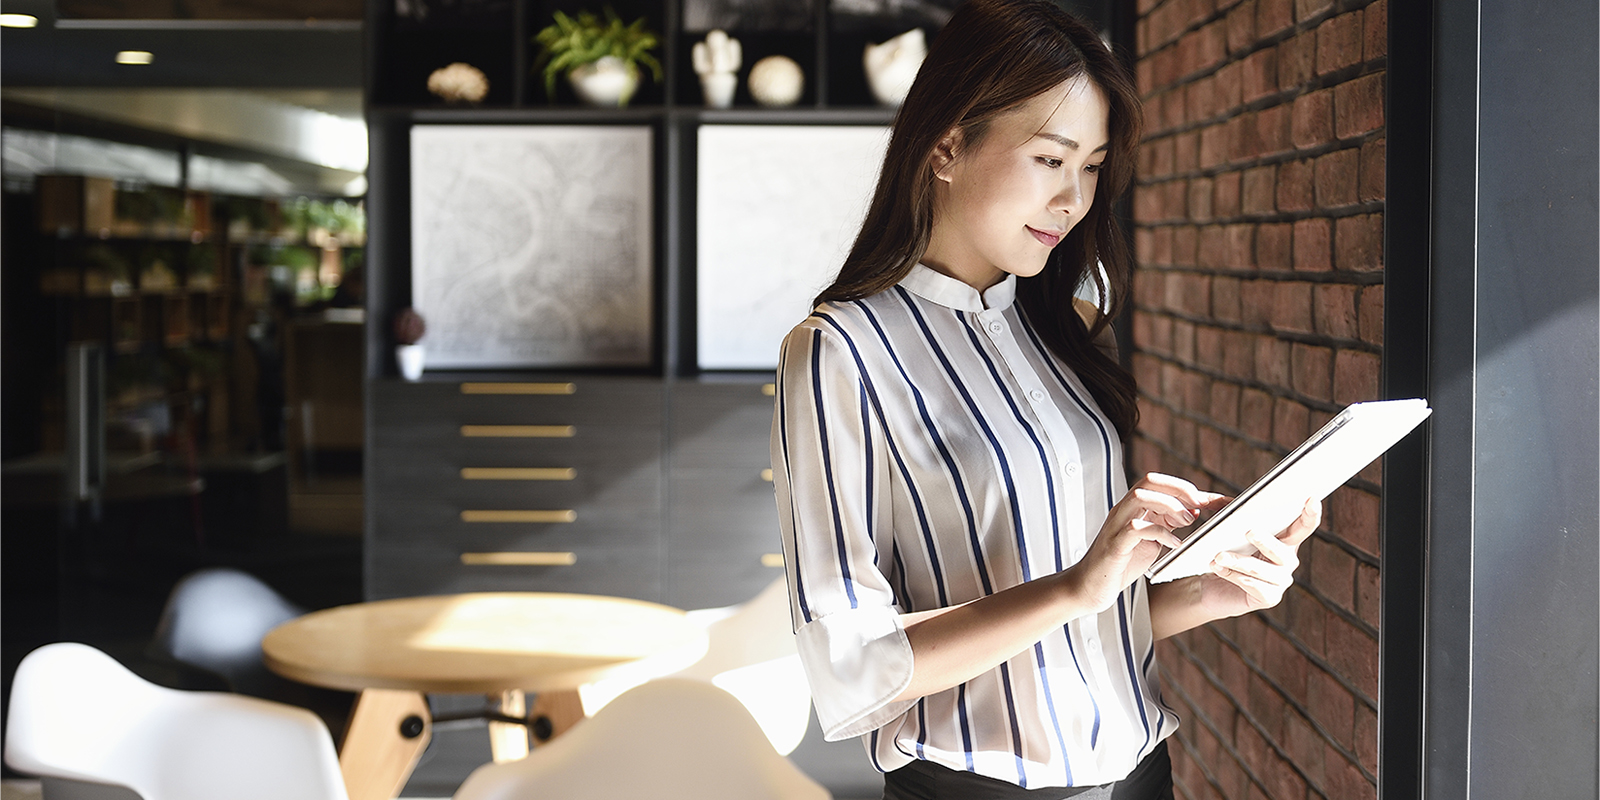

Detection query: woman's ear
xmin=930 ymin=128 xmax=962 ymax=183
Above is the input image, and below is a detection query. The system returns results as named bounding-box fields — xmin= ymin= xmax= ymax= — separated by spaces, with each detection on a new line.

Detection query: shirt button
xmin=1087 ymin=638 xmax=1102 ymax=654
xmin=988 ymin=321 xmax=1004 ymax=334
xmin=1064 ymin=461 xmax=1081 ymax=478
xmin=1029 ymin=389 xmax=1045 ymax=402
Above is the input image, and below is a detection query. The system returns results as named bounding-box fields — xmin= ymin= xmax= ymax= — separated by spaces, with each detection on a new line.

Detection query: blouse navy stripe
xmin=1143 ymin=644 xmax=1167 ymax=741
xmin=815 ymin=311 xmax=951 ymax=608
xmin=860 ymin=382 xmax=876 ymax=557
xmin=915 ymin=699 xmax=929 ymax=759
xmin=1062 ymin=623 xmax=1102 ymax=748
xmin=1118 ymin=593 xmax=1154 ymax=759
xmin=891 ymin=540 xmax=913 ymax=611
xmin=956 ymin=683 xmax=976 ymax=772
xmin=1033 ymin=642 xmax=1075 ymax=784
xmin=810 ymin=330 xmax=859 ymax=609
xmin=889 ymin=287 xmax=994 ymax=595
xmin=997 ymin=661 xmax=1030 ymax=787
xmin=775 ymin=340 xmax=813 ymax=624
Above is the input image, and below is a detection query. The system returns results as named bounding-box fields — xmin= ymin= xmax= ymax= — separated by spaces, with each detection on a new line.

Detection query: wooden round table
xmin=263 ymin=592 xmax=708 ymax=800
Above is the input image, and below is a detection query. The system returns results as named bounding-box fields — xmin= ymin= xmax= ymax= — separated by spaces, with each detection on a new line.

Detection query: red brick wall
xmin=1127 ymin=0 xmax=1386 ymax=797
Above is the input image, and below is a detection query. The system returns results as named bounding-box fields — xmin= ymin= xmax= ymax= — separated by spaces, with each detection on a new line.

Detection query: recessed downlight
xmin=115 ymin=50 xmax=154 ymax=64
xmin=0 ymin=13 xmax=39 ymax=27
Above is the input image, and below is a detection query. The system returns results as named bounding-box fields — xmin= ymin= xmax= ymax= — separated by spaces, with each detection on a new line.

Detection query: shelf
xmin=371 ymin=104 xmax=898 ymax=126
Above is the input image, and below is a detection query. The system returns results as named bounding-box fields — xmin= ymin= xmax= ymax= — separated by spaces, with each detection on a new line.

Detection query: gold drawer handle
xmin=460 ymin=425 xmax=575 ymax=438
xmin=761 ymin=383 xmax=776 ymax=396
xmin=760 ymin=469 xmax=773 ymax=482
xmin=461 ymin=382 xmax=576 ymax=395
xmin=461 ymin=552 xmax=577 ymax=566
xmin=760 ymin=553 xmax=785 ymax=568
xmin=461 ymin=467 xmax=576 ymax=481
xmin=460 ymin=510 xmax=577 ymax=523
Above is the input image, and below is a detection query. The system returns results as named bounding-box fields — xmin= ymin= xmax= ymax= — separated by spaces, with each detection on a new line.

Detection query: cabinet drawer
xmin=368 ymin=543 xmax=662 ymax=602
xmin=370 ymin=477 xmax=660 ymax=551
xmin=668 ymin=380 xmax=775 ymax=470
xmin=665 ymin=550 xmax=787 ymax=611
xmin=370 ymin=445 xmax=661 ymax=506
xmin=666 ymin=468 xmax=780 ymax=550
xmin=373 ymin=378 xmax=664 ymax=428
xmin=370 ymin=425 xmax=661 ymax=469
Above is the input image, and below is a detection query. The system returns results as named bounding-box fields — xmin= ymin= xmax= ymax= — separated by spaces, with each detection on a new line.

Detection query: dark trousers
xmin=883 ymin=740 xmax=1173 ymax=800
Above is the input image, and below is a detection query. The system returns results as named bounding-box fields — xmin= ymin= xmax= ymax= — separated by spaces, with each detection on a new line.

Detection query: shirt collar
xmin=897 ymin=264 xmax=1017 ymax=312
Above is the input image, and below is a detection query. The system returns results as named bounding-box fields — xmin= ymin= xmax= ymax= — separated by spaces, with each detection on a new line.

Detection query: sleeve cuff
xmin=794 ymin=604 xmax=917 ymax=741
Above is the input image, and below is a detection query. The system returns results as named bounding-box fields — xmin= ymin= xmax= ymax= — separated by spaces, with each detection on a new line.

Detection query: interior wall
xmin=1127 ymin=0 xmax=1387 ymax=797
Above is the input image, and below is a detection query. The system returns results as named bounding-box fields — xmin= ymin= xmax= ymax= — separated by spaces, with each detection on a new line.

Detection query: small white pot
xmin=569 ymin=56 xmax=639 ymax=107
xmin=397 ymin=344 xmax=425 ymax=381
xmin=700 ymin=72 xmax=737 ymax=108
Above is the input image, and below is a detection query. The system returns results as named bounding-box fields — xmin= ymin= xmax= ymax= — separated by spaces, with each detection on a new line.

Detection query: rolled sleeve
xmin=772 ymin=320 xmax=913 ymax=741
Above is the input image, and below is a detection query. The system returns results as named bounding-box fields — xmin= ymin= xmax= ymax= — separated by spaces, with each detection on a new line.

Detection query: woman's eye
xmin=1085 ymin=162 xmax=1105 ymax=174
xmin=1037 ymin=157 xmax=1064 ymax=169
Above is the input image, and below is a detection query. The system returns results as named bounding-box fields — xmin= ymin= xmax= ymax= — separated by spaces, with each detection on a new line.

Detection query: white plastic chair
xmin=4 ymin=642 xmax=348 ymax=800
xmin=453 ymin=678 xmax=831 ymax=800
xmin=577 ymin=577 xmax=813 ymax=754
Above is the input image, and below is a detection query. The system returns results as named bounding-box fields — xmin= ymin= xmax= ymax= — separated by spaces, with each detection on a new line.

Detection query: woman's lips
xmin=1027 ymin=226 xmax=1064 ymax=247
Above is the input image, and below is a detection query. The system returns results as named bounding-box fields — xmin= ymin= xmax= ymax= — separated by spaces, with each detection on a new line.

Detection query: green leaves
xmin=532 ymin=7 xmax=662 ymax=104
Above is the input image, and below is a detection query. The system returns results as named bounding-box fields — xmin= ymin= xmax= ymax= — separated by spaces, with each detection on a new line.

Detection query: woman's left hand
xmin=1197 ymin=498 xmax=1321 ymax=617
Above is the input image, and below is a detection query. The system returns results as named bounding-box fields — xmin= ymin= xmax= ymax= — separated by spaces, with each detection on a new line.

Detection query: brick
xmin=1335 ymin=213 xmax=1383 ymax=271
xmin=1137 ymin=0 xmax=1161 ymax=16
xmin=1314 ymin=283 xmax=1359 ymax=338
xmin=1137 ymin=228 xmax=1158 ymax=265
xmin=1138 ymin=58 xmax=1156 ymax=96
xmin=1224 ymin=330 xmax=1255 ymax=379
xmin=1295 ymin=0 xmax=1334 ymax=24
xmin=1325 ymin=748 xmax=1377 ymax=800
xmin=1264 ymin=754 xmax=1309 ymax=800
xmin=1326 ymin=615 xmax=1378 ymax=701
xmin=1187 ymin=77 xmax=1217 ymax=122
xmin=1256 ymin=103 xmax=1292 ymax=155
xmin=1335 ymin=71 xmax=1386 ymax=137
xmin=1255 ymin=335 xmax=1292 ymax=388
xmin=1258 ymin=0 xmax=1293 ymax=36
xmin=1276 ymin=158 xmax=1314 ymax=212
xmin=1242 ymin=48 xmax=1278 ymax=102
xmin=1167 ymin=180 xmax=1191 ymax=221
xmin=1257 ymin=222 xmax=1293 ymax=269
xmin=1311 ymin=536 xmax=1356 ymax=611
xmin=1153 ymin=226 xmax=1176 ymax=266
xmin=1278 ymin=30 xmax=1317 ymax=88
xmin=1272 ymin=397 xmax=1308 ymax=450
xmin=1226 ymin=115 xmax=1254 ymax=163
xmin=1163 ymin=90 xmax=1188 ymax=132
xmin=1273 ymin=282 xmax=1314 ymax=333
xmin=1197 ymin=325 xmax=1225 ymax=369
xmin=1358 ymin=286 xmax=1383 ymax=345
xmin=1173 ymin=319 xmax=1197 ymax=363
xmin=1330 ymin=486 xmax=1380 ymax=556
xmin=1199 ymin=225 xmax=1229 ymax=268
xmin=1200 ymin=124 xmax=1231 ymax=168
xmin=1291 ymin=88 xmax=1334 ymax=148
xmin=1314 ymin=147 xmax=1361 ymax=208
xmin=1135 ymin=269 xmax=1165 ymax=308
xmin=1240 ymin=279 xmax=1276 ymax=326
xmin=1283 ymin=713 xmax=1328 ymax=791
xmin=1293 ymin=218 xmax=1332 ymax=271
xmin=1316 ymin=10 xmax=1363 ymax=74
xmin=1356 ymin=562 xmax=1379 ymax=628
xmin=1354 ymin=701 xmax=1379 ymax=775
xmin=1212 ymin=171 xmax=1242 ymax=218
xmin=1149 ymin=135 xmax=1177 ymax=177
xmin=1189 ymin=176 xmax=1216 ymax=222
xmin=1216 ymin=61 xmax=1245 ymax=112
xmin=1134 ymin=352 xmax=1162 ymax=390
xmin=1176 ymin=131 xmax=1202 ymax=171
xmin=1151 ymin=313 xmax=1176 ymax=353
xmin=1210 ymin=380 xmax=1241 ymax=426
xmin=1226 ymin=224 xmax=1256 ymax=267
xmin=1285 ymin=586 xmax=1326 ymax=657
xmin=1186 ymin=369 xmax=1212 ymax=412
xmin=1364 ymin=0 xmax=1388 ymax=60
xmin=1199 ymin=423 xmax=1225 ymax=474
xmin=1335 ymin=349 xmax=1381 ymax=404
xmin=1162 ymin=362 xmax=1185 ymax=399
xmin=1174 ymin=225 xmax=1200 ymax=264
xmin=1359 ymin=138 xmax=1386 ymax=202
xmin=1247 ymin=673 xmax=1285 ymax=738
xmin=1199 ymin=20 xmax=1229 ymax=74
xmin=1226 ymin=0 xmax=1258 ymax=53
xmin=1240 ymin=388 xmax=1273 ymax=440
xmin=1242 ymin=165 xmax=1276 ymax=214
xmin=1306 ymin=667 xmax=1354 ymax=740
xmin=1137 ymin=16 xmax=1151 ymax=57
xmin=1291 ymin=342 xmax=1332 ymax=400
xmin=1213 ymin=276 xmax=1243 ymax=322
xmin=1135 ymin=186 xmax=1163 ymax=223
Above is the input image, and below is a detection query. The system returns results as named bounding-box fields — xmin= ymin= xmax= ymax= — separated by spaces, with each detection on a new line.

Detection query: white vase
xmin=864 ymin=28 xmax=927 ymax=107
xmin=569 ymin=56 xmax=640 ymax=107
xmin=397 ymin=344 xmax=425 ymax=381
xmin=700 ymin=72 xmax=737 ymax=108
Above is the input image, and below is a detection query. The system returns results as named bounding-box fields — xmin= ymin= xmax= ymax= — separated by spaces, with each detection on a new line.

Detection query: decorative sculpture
xmin=692 ymin=29 xmax=742 ymax=109
xmin=863 ymin=28 xmax=926 ymax=107
xmin=747 ymin=55 xmax=804 ymax=108
xmin=426 ymin=63 xmax=489 ymax=104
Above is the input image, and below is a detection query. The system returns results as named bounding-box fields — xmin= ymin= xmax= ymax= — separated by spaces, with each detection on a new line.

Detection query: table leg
xmin=529 ymin=688 xmax=585 ymax=744
xmin=338 ymin=688 xmax=431 ymax=800
xmin=487 ymin=690 xmax=528 ymax=763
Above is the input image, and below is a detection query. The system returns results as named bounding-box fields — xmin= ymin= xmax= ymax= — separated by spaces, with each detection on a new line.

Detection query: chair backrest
xmin=677 ymin=576 xmax=798 ymax=680
xmin=149 ymin=567 xmax=305 ymax=696
xmin=453 ymin=678 xmax=831 ymax=800
xmin=5 ymin=643 xmax=348 ymax=800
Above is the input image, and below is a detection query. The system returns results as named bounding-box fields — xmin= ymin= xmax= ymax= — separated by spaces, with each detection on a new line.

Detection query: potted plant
xmin=533 ymin=8 xmax=663 ymax=107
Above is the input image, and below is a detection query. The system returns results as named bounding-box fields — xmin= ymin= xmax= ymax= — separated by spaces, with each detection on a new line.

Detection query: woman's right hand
xmin=1065 ymin=473 xmax=1226 ymax=612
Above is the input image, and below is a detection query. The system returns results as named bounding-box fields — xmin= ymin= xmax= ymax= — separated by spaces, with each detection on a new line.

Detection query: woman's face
xmin=925 ymin=76 xmax=1111 ymax=292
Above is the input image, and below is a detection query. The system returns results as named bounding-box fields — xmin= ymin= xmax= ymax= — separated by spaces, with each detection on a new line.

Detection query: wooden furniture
xmin=261 ymin=591 xmax=708 ymax=800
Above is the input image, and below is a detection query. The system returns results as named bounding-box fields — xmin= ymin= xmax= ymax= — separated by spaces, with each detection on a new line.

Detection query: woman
xmin=770 ymin=1 xmax=1321 ymax=798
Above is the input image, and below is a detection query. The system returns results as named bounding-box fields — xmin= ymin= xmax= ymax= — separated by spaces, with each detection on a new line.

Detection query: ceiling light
xmin=0 ymin=13 xmax=39 ymax=27
xmin=115 ymin=50 xmax=154 ymax=65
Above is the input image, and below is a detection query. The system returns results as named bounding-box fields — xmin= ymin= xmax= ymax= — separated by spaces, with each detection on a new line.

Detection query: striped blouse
xmin=770 ymin=264 xmax=1177 ymax=789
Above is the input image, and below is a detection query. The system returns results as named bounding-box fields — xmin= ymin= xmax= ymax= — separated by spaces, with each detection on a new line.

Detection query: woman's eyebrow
xmin=1032 ymin=132 xmax=1110 ymax=153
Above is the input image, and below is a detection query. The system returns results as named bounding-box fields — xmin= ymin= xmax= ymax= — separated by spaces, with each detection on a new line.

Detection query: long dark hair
xmin=815 ymin=0 xmax=1143 ymax=438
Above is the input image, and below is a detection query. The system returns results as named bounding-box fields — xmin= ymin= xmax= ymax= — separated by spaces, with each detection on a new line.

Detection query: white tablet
xmin=1145 ymin=398 xmax=1432 ymax=584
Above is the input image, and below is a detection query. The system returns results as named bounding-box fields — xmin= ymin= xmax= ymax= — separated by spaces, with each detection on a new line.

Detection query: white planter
xmin=700 ymin=72 xmax=737 ymax=108
xmin=396 ymin=344 xmax=425 ymax=381
xmin=569 ymin=57 xmax=640 ymax=107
